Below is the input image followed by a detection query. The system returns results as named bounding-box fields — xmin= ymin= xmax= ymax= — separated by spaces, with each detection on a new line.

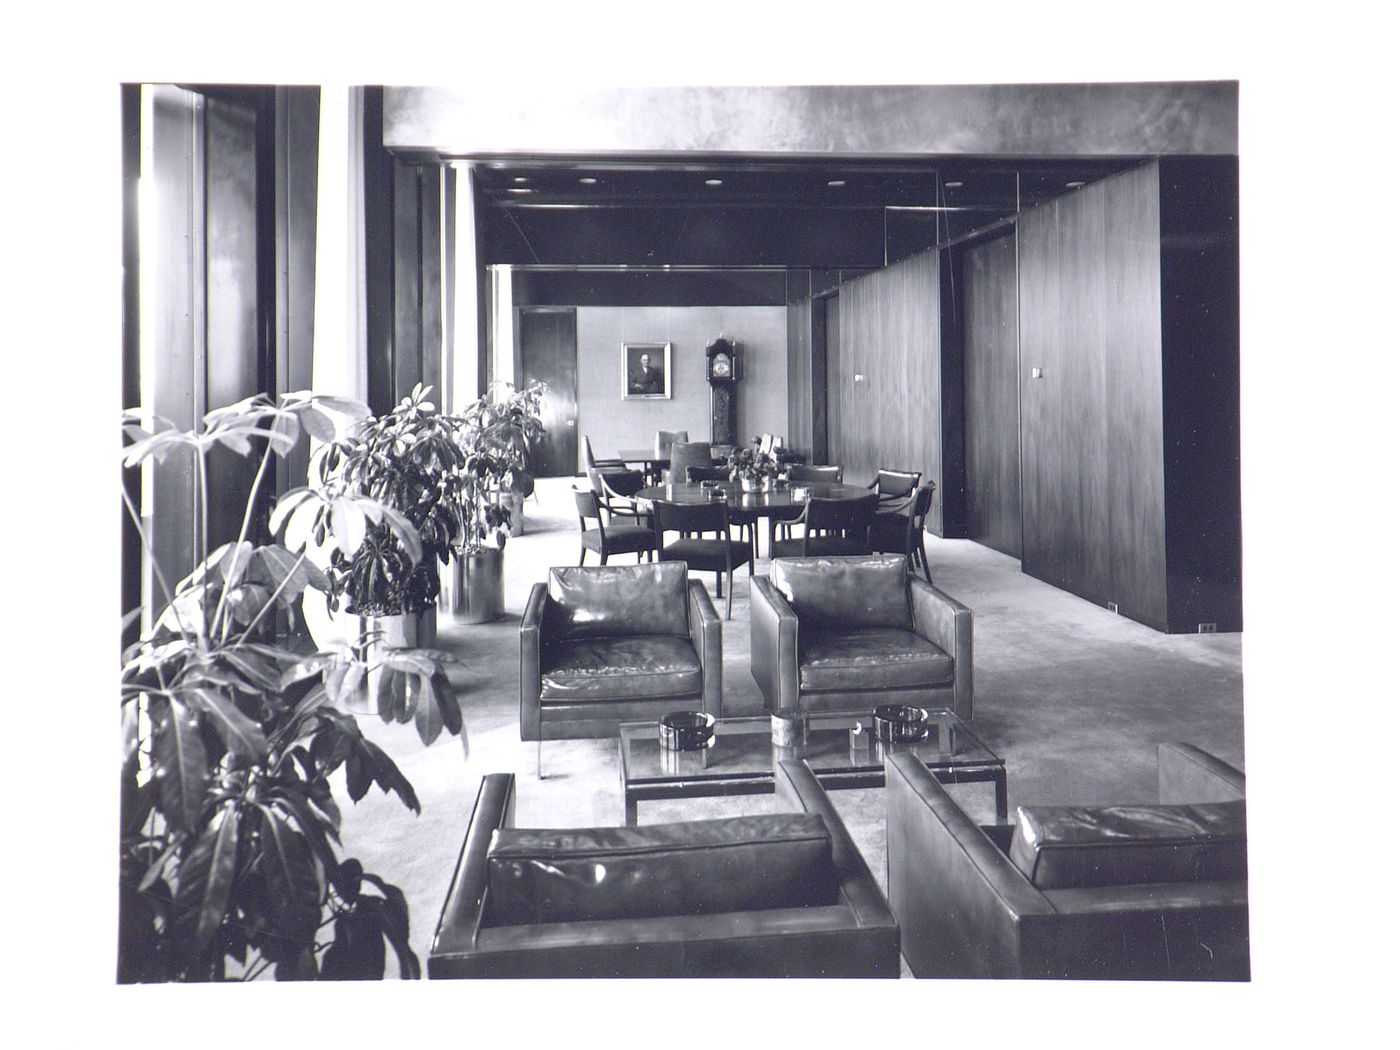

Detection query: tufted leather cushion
xmin=799 ymin=627 xmax=953 ymax=691
xmin=546 ymin=562 xmax=689 ymax=639
xmin=484 ymin=814 xmax=838 ymax=926
xmin=771 ymin=554 xmax=912 ymax=630
xmin=1009 ymin=801 xmax=1248 ymax=890
xmin=540 ymin=636 xmax=702 ymax=701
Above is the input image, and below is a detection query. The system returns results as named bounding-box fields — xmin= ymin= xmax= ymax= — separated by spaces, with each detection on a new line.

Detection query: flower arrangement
xmin=728 ymin=437 xmax=781 ymax=484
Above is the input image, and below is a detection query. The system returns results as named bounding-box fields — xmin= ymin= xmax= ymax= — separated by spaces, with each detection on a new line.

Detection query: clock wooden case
xmin=705 ymin=337 xmax=743 ymax=445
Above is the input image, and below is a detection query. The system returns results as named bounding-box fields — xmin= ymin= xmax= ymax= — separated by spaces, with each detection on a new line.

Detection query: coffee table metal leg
xmin=995 ymin=770 xmax=1008 ymax=822
xmin=624 ymin=793 xmax=638 ymax=826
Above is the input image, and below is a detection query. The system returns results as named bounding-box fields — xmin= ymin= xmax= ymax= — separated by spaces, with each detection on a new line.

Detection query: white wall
xmin=574 ymin=305 xmax=787 ymax=470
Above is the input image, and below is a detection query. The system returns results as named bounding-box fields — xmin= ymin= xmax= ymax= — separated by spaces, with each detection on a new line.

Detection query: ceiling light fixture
xmin=578 ymin=177 xmax=598 ymax=184
xmin=1066 ymin=181 xmax=1086 ymax=189
xmin=827 ymin=179 xmax=846 ymax=187
xmin=512 ymin=176 xmax=529 ymax=184
xmin=507 ymin=187 xmax=533 ymax=194
xmin=705 ymin=178 xmax=723 ymax=186
xmin=945 ymin=180 xmax=963 ymax=188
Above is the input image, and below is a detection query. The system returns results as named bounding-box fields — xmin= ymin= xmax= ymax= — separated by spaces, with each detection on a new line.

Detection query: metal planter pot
xmin=439 ymin=546 xmax=505 ymax=624
xmin=346 ymin=607 xmax=438 ymax=715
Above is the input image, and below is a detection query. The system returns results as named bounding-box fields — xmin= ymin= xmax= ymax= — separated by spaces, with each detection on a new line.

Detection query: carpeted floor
xmin=336 ymin=477 xmax=1245 ymax=974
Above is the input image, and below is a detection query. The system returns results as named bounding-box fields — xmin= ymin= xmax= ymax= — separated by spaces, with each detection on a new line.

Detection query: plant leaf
xmin=151 ymin=698 xmax=209 ymax=835
xmin=173 ymin=801 xmax=240 ymax=962
xmin=330 ymin=498 xmax=367 ymax=558
xmin=360 ymin=739 xmax=420 ymax=813
xmin=186 ymin=687 xmax=268 ymax=764
xmin=412 ymin=673 xmax=443 ymax=746
xmin=255 ymin=805 xmax=324 ymax=953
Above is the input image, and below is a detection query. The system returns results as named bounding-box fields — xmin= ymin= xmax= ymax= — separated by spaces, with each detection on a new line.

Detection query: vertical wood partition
xmin=963 ymin=234 xmax=1021 ymax=557
xmin=830 ymin=251 xmax=941 ymax=530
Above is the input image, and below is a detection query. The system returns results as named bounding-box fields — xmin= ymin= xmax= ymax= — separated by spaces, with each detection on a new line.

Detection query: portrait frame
xmin=621 ymin=342 xmax=672 ymax=400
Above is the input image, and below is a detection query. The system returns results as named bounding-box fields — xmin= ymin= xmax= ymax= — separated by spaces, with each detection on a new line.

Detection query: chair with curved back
xmin=772 ymin=464 xmax=845 ymax=546
xmin=788 ymin=464 xmax=843 ymax=484
xmin=667 ymin=441 xmax=715 ymax=484
xmin=594 ymin=468 xmax=654 ymax=530
xmin=574 ymin=488 xmax=655 ymax=566
xmin=867 ymin=468 xmax=921 ymax=503
xmin=684 ymin=466 xmax=759 ymax=560
xmin=654 ymin=429 xmax=689 ymax=460
xmin=653 ymin=498 xmax=754 ymax=620
xmin=770 ymin=494 xmax=878 ymax=559
xmin=871 ymin=482 xmax=935 ymax=583
xmin=584 ymin=435 xmax=627 ymax=473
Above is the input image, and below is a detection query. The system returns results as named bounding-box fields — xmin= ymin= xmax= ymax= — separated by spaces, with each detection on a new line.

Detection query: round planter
xmin=347 ymin=607 xmax=438 ymax=715
xmin=439 ymin=546 xmax=506 ymax=624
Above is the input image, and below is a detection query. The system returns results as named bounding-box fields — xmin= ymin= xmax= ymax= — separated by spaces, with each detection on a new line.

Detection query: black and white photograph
xmin=15 ymin=5 xmax=1398 ymax=1048
xmin=621 ymin=341 xmax=671 ymax=399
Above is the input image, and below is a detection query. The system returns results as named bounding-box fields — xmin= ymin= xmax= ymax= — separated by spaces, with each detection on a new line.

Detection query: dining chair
xmin=668 ymin=441 xmax=715 ymax=483
xmin=871 ymin=482 xmax=935 ymax=583
xmin=583 ymin=435 xmax=627 ymax=473
xmin=867 ymin=468 xmax=921 ymax=505
xmin=772 ymin=463 xmax=845 ymax=545
xmin=653 ymin=499 xmax=754 ymax=620
xmin=770 ymin=494 xmax=878 ymax=559
xmin=653 ymin=429 xmax=689 ymax=459
xmin=596 ymin=468 xmax=654 ymax=530
xmin=683 ymin=466 xmax=759 ymax=560
xmin=788 ymin=464 xmax=844 ymax=484
xmin=574 ymin=488 xmax=655 ymax=566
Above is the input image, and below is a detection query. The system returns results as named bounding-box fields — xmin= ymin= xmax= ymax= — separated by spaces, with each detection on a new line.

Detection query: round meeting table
xmin=637 ymin=479 xmax=873 ymax=557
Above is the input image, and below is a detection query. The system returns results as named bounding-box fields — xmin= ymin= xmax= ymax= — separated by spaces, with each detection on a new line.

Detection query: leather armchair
xmin=885 ymin=743 xmax=1249 ymax=980
xmin=750 ymin=554 xmax=973 ymax=721
xmin=520 ymin=562 xmax=721 ymax=741
xmin=427 ymin=759 xmax=900 ymax=978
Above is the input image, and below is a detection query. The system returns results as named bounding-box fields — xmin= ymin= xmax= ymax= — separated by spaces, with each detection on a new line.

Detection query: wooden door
xmin=519 ymin=308 xmax=578 ymax=477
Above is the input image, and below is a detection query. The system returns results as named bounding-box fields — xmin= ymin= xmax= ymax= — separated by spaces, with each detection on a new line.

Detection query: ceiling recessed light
xmin=945 ymin=180 xmax=963 ymax=188
xmin=827 ymin=179 xmax=846 ymax=187
xmin=1066 ymin=181 xmax=1086 ymax=189
xmin=512 ymin=176 xmax=529 ymax=184
xmin=507 ymin=187 xmax=533 ymax=194
xmin=704 ymin=178 xmax=723 ymax=186
xmin=578 ymin=177 xmax=597 ymax=185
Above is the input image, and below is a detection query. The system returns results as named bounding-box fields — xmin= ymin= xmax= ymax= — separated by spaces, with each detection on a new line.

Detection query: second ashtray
xmin=872 ymin=704 xmax=929 ymax=743
xmin=658 ymin=711 xmax=716 ymax=752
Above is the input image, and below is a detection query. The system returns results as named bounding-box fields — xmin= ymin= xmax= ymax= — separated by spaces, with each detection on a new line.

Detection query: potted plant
xmin=311 ymin=384 xmax=465 ymax=685
xmin=439 ymin=381 xmax=545 ymax=623
xmin=120 ymin=392 xmax=464 ymax=981
xmin=728 ymin=437 xmax=781 ymax=493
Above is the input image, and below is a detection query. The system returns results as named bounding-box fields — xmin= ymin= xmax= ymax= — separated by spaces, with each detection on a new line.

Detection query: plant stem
xmin=214 ymin=433 xmax=277 ymax=643
xmin=121 ymin=487 xmax=188 ymax=637
xmin=233 ymin=547 xmax=311 ymax=647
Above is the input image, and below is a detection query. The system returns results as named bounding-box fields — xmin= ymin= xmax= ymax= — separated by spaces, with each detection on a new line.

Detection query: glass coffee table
xmin=618 ymin=710 xmax=1008 ymax=826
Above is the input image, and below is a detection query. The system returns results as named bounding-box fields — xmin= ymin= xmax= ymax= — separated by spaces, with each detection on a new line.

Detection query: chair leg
xmin=918 ymin=536 xmax=932 ymax=583
xmin=726 ymin=571 xmax=734 ymax=620
xmin=536 ymin=737 xmax=543 ymax=780
xmin=715 ymin=571 xmax=723 ymax=598
xmin=578 ymin=547 xmax=586 ymax=566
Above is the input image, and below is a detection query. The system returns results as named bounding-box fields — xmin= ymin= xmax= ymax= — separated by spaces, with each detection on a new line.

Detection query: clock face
xmin=711 ymin=352 xmax=732 ymax=378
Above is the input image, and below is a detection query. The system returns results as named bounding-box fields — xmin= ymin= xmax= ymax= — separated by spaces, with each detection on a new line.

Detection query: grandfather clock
xmin=705 ymin=336 xmax=743 ymax=446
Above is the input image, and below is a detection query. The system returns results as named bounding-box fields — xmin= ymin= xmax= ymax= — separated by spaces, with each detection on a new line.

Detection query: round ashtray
xmin=872 ymin=704 xmax=929 ymax=743
xmin=791 ymin=485 xmax=811 ymax=501
xmin=659 ymin=711 xmax=716 ymax=751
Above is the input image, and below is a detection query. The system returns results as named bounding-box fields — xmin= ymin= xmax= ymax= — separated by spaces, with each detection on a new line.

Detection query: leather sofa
xmin=750 ymin=553 xmax=973 ymax=721
xmin=885 ymin=743 xmax=1249 ymax=980
xmin=520 ymin=562 xmax=721 ymax=741
xmin=427 ymin=760 xmax=900 ymax=977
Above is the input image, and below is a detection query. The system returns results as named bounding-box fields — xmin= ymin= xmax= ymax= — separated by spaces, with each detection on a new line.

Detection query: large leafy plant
xmin=447 ymin=380 xmax=545 ymax=553
xmin=313 ymin=384 xmax=466 ymax=615
xmin=119 ymin=392 xmax=464 ymax=982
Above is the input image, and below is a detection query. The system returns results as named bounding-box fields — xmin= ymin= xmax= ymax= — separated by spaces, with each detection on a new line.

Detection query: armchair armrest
xmin=1158 ymin=742 xmax=1246 ymax=804
xmin=687 ymin=579 xmax=723 ymax=719
xmin=775 ymin=760 xmax=897 ymax=945
xmin=884 ymin=752 xmax=1051 ymax=978
xmin=429 ymin=774 xmax=516 ymax=977
xmin=910 ymin=577 xmax=973 ymax=720
xmin=519 ymin=583 xmax=548 ymax=741
xmin=749 ymin=576 xmax=799 ymax=715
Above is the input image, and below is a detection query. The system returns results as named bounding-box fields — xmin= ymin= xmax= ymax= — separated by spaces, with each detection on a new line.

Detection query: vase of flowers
xmin=728 ymin=437 xmax=780 ymax=493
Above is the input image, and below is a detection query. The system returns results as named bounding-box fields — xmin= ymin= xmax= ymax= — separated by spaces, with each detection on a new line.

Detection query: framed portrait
xmin=621 ymin=342 xmax=672 ymax=400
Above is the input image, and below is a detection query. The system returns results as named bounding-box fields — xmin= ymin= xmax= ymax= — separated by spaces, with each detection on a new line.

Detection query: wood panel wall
xmin=785 ymin=294 xmax=813 ymax=458
xmin=963 ymin=234 xmax=1021 ymax=557
xmin=830 ymin=250 xmax=942 ymax=531
xmin=1018 ymin=163 xmax=1167 ymax=628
